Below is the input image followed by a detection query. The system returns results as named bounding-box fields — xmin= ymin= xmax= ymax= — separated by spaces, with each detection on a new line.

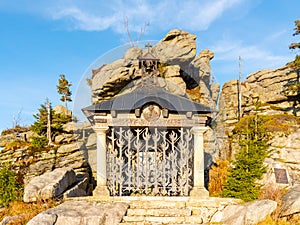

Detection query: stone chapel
xmin=83 ymin=46 xmax=213 ymax=198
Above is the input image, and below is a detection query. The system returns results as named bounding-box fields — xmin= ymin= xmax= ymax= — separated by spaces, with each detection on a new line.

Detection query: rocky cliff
xmin=219 ymin=65 xmax=299 ymax=126
xmin=91 ymin=29 xmax=219 ymax=108
xmin=217 ymin=64 xmax=300 ymax=185
xmin=0 ymin=121 xmax=95 ymax=196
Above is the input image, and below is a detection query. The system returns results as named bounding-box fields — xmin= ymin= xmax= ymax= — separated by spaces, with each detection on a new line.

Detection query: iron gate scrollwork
xmin=106 ymin=127 xmax=194 ymax=196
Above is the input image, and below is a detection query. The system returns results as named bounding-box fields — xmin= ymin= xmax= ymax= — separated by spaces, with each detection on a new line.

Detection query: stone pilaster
xmin=190 ymin=126 xmax=209 ymax=198
xmin=93 ymin=126 xmax=110 ymax=197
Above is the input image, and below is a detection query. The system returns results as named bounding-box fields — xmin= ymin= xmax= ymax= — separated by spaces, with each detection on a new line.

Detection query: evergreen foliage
xmin=289 ymin=20 xmax=300 ymax=70
xmin=286 ymin=20 xmax=300 ymax=109
xmin=222 ymin=113 xmax=271 ymax=202
xmin=30 ymin=103 xmax=48 ymax=136
xmin=0 ymin=166 xmax=23 ymax=207
xmin=30 ymin=102 xmax=71 ymax=138
xmin=31 ymin=136 xmax=48 ymax=150
xmin=289 ymin=20 xmax=300 ymax=50
xmin=56 ymin=74 xmax=72 ymax=110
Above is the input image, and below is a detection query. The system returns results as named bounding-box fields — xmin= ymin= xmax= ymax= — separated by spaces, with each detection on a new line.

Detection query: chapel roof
xmin=82 ymin=85 xmax=214 ymax=114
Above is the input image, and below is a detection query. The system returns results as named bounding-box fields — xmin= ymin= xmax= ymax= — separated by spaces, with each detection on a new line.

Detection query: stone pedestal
xmin=190 ymin=126 xmax=209 ymax=198
xmin=93 ymin=127 xmax=110 ymax=197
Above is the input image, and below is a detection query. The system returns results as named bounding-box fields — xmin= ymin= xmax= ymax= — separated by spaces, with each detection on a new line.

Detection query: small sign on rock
xmin=274 ymin=168 xmax=288 ymax=184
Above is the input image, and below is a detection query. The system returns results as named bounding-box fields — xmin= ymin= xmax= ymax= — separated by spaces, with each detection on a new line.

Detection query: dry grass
xmin=258 ymin=184 xmax=299 ymax=225
xmin=0 ymin=200 xmax=60 ymax=225
xmin=257 ymin=215 xmax=293 ymax=225
xmin=3 ymin=140 xmax=31 ymax=152
xmin=208 ymin=159 xmax=230 ymax=197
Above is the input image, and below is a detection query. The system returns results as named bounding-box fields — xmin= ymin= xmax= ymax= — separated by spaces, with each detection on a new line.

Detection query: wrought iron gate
xmin=106 ymin=127 xmax=194 ymax=196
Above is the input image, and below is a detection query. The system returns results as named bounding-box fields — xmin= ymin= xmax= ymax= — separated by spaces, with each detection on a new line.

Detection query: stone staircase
xmin=72 ymin=196 xmax=241 ymax=225
xmin=119 ymin=197 xmax=206 ymax=225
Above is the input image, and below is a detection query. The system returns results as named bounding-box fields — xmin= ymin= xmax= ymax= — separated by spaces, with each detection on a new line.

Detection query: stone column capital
xmin=191 ymin=126 xmax=209 ymax=135
xmin=93 ymin=126 xmax=109 ymax=134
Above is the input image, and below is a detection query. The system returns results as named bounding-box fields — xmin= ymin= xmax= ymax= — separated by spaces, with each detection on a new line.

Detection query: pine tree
xmin=286 ymin=20 xmax=300 ymax=115
xmin=57 ymin=74 xmax=72 ymax=110
xmin=30 ymin=103 xmax=48 ymax=136
xmin=289 ymin=20 xmax=300 ymax=51
xmin=222 ymin=113 xmax=270 ymax=202
xmin=30 ymin=100 xmax=71 ymax=138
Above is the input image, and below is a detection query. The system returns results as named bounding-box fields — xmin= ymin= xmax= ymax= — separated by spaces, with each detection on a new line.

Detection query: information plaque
xmin=274 ymin=168 xmax=288 ymax=184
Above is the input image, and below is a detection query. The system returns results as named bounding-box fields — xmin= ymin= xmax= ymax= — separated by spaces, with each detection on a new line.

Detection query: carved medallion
xmin=142 ymin=104 xmax=161 ymax=121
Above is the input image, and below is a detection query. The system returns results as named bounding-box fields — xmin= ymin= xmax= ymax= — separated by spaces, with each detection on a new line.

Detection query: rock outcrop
xmin=219 ymin=65 xmax=298 ymax=126
xmin=53 ymin=105 xmax=72 ymax=117
xmin=217 ymin=64 xmax=300 ymax=184
xmin=210 ymin=199 xmax=277 ymax=225
xmin=152 ymin=29 xmax=196 ymax=72
xmin=0 ymin=141 xmax=89 ymax=185
xmin=27 ymin=200 xmax=129 ymax=225
xmin=262 ymin=128 xmax=300 ymax=185
xmin=24 ymin=167 xmax=77 ymax=202
xmin=91 ymin=29 xmax=219 ymax=108
xmin=280 ymin=185 xmax=300 ymax=220
xmin=0 ymin=120 xmax=95 ymax=199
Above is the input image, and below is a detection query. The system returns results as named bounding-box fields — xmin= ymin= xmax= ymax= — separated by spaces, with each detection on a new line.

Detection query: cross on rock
xmin=145 ymin=42 xmax=152 ymax=52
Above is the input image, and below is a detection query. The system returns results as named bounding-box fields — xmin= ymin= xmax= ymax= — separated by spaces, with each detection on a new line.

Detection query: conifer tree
xmin=30 ymin=103 xmax=48 ymax=136
xmin=30 ymin=100 xmax=71 ymax=138
xmin=57 ymin=74 xmax=72 ymax=110
xmin=289 ymin=20 xmax=300 ymax=70
xmin=222 ymin=112 xmax=270 ymax=202
xmin=286 ymin=20 xmax=300 ymax=115
xmin=289 ymin=20 xmax=300 ymax=52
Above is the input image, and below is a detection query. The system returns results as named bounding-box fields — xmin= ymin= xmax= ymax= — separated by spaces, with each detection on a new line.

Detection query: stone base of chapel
xmin=93 ymin=185 xmax=110 ymax=197
xmin=189 ymin=186 xmax=209 ymax=198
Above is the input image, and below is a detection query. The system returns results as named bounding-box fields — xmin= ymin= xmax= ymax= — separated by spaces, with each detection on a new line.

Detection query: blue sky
xmin=0 ymin=0 xmax=299 ymax=133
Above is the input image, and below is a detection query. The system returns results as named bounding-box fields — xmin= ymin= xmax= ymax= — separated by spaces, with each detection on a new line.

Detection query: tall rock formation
xmin=90 ymin=29 xmax=220 ymax=161
xmin=217 ymin=64 xmax=300 ymax=185
xmin=91 ymin=29 xmax=219 ymax=109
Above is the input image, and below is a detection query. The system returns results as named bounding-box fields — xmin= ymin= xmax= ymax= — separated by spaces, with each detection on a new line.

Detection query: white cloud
xmin=52 ymin=7 xmax=120 ymax=31
xmin=48 ymin=0 xmax=244 ymax=33
xmin=211 ymin=37 xmax=290 ymax=62
xmin=209 ymin=37 xmax=293 ymax=82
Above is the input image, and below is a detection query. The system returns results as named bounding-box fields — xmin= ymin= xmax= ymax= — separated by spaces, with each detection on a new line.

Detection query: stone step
xmin=129 ymin=200 xmax=186 ymax=209
xmin=120 ymin=223 xmax=200 ymax=225
xmin=126 ymin=208 xmax=192 ymax=217
xmin=122 ymin=215 xmax=203 ymax=224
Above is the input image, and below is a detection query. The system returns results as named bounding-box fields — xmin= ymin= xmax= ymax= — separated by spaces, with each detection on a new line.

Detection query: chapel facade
xmin=83 ymin=47 xmax=213 ymax=198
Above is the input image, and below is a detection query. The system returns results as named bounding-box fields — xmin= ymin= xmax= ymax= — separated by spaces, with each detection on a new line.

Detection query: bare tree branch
xmin=12 ymin=108 xmax=23 ymax=128
xmin=124 ymin=16 xmax=134 ymax=47
xmin=137 ymin=22 xmax=150 ymax=45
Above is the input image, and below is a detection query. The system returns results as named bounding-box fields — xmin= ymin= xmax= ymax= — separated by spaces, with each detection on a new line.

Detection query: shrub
xmin=3 ymin=140 xmax=30 ymax=151
xmin=208 ymin=159 xmax=230 ymax=197
xmin=0 ymin=200 xmax=59 ymax=225
xmin=0 ymin=166 xmax=23 ymax=207
xmin=1 ymin=126 xmax=29 ymax=136
xmin=31 ymin=137 xmax=48 ymax=150
xmin=222 ymin=114 xmax=270 ymax=202
xmin=259 ymin=184 xmax=288 ymax=223
xmin=234 ymin=114 xmax=299 ymax=136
